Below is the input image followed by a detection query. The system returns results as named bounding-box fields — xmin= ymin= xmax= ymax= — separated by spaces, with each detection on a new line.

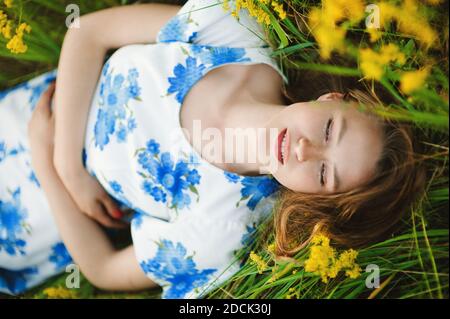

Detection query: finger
xmin=35 ymin=82 xmax=56 ymax=115
xmin=101 ymin=195 xmax=124 ymax=220
xmin=92 ymin=201 xmax=127 ymax=229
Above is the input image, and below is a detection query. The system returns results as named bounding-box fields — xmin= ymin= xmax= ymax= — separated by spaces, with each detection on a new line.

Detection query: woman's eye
xmin=324 ymin=118 xmax=333 ymax=142
xmin=320 ymin=162 xmax=326 ymax=186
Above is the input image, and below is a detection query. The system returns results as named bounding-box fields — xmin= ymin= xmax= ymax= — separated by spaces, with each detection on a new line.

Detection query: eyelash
xmin=320 ymin=118 xmax=333 ymax=186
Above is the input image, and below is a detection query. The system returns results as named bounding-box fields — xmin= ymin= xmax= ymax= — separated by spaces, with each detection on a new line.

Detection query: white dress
xmin=0 ymin=0 xmax=288 ymax=298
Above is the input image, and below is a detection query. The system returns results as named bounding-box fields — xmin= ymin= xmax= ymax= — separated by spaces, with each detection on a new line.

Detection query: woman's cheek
xmin=286 ymin=163 xmax=318 ymax=193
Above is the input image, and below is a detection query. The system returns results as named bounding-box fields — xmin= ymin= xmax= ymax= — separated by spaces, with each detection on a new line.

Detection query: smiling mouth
xmin=277 ymin=128 xmax=288 ymax=165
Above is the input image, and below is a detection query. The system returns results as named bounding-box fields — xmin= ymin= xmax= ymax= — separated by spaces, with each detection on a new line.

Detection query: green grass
xmin=1 ymin=0 xmax=448 ymax=299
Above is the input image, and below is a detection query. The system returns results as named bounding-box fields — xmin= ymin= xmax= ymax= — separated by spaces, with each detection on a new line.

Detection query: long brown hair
xmin=270 ymin=68 xmax=428 ymax=256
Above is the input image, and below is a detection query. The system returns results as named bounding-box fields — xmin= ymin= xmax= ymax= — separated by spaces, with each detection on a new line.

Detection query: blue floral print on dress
xmin=108 ymin=180 xmax=132 ymax=209
xmin=0 ymin=188 xmax=29 ymax=256
xmin=0 ymin=141 xmax=25 ymax=164
xmin=241 ymin=223 xmax=257 ymax=246
xmin=191 ymin=45 xmax=251 ymax=67
xmin=167 ymin=56 xmax=206 ymax=104
xmin=158 ymin=14 xmax=198 ymax=43
xmin=240 ymin=176 xmax=279 ymax=210
xmin=225 ymin=173 xmax=280 ymax=210
xmin=139 ymin=239 xmax=216 ymax=298
xmin=48 ymin=242 xmax=72 ymax=270
xmin=0 ymin=266 xmax=38 ymax=294
xmin=136 ymin=139 xmax=201 ymax=211
xmin=0 ymin=71 xmax=56 ymax=110
xmin=224 ymin=171 xmax=240 ymax=184
xmin=29 ymin=73 xmax=57 ymax=111
xmin=93 ymin=62 xmax=142 ymax=150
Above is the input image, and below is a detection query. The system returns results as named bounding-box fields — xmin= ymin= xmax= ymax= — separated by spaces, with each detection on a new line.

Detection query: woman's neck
xmin=217 ymin=91 xmax=287 ymax=176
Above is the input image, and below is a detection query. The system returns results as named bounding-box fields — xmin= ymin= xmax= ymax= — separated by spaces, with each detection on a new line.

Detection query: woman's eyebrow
xmin=332 ymin=116 xmax=346 ymax=191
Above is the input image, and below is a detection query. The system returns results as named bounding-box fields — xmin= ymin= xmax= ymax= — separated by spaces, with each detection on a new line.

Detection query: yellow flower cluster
xmin=304 ymin=234 xmax=361 ymax=283
xmin=222 ymin=0 xmax=287 ymax=25
xmin=6 ymin=22 xmax=31 ymax=54
xmin=270 ymin=1 xmax=286 ymax=20
xmin=43 ymin=286 xmax=79 ymax=299
xmin=1 ymin=10 xmax=11 ymax=38
xmin=284 ymin=287 xmax=300 ymax=299
xmin=4 ymin=0 xmax=13 ymax=8
xmin=308 ymin=0 xmax=365 ymax=59
xmin=377 ymin=0 xmax=437 ymax=48
xmin=0 ymin=8 xmax=31 ymax=54
xmin=359 ymin=43 xmax=406 ymax=80
xmin=267 ymin=242 xmax=276 ymax=253
xmin=400 ymin=67 xmax=430 ymax=94
xmin=249 ymin=251 xmax=268 ymax=274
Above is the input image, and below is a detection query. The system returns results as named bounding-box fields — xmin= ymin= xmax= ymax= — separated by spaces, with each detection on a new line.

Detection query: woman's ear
xmin=317 ymin=92 xmax=344 ymax=101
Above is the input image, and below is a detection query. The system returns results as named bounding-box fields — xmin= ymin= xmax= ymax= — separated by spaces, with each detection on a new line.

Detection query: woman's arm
xmin=29 ymin=84 xmax=158 ymax=291
xmin=53 ymin=4 xmax=181 ymax=227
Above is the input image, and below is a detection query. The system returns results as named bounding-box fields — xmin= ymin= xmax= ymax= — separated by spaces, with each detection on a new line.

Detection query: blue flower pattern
xmin=48 ymin=243 xmax=72 ymax=270
xmin=0 ymin=71 xmax=56 ymax=111
xmin=166 ymin=46 xmax=251 ymax=105
xmin=167 ymin=56 xmax=206 ymax=104
xmin=137 ymin=139 xmax=201 ymax=211
xmin=0 ymin=188 xmax=29 ymax=256
xmin=158 ymin=14 xmax=198 ymax=43
xmin=0 ymin=141 xmax=25 ymax=164
xmin=94 ymin=62 xmax=142 ymax=150
xmin=0 ymin=266 xmax=38 ymax=294
xmin=225 ymin=173 xmax=280 ymax=211
xmin=139 ymin=239 xmax=216 ymax=298
xmin=241 ymin=224 xmax=257 ymax=246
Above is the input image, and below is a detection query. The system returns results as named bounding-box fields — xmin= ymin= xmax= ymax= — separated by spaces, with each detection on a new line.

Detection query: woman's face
xmin=267 ymin=93 xmax=384 ymax=194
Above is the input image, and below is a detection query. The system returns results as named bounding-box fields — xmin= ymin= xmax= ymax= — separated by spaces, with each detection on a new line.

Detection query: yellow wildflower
xmin=377 ymin=0 xmax=437 ymax=48
xmin=304 ymin=241 xmax=337 ymax=283
xmin=6 ymin=22 xmax=31 ymax=54
xmin=285 ymin=287 xmax=300 ymax=299
xmin=271 ymin=1 xmax=286 ymax=20
xmin=0 ymin=10 xmax=6 ymax=22
xmin=249 ymin=251 xmax=268 ymax=274
xmin=323 ymin=0 xmax=365 ymax=23
xmin=267 ymin=242 xmax=276 ymax=253
xmin=222 ymin=0 xmax=230 ymax=12
xmin=367 ymin=28 xmax=382 ymax=43
xmin=400 ymin=67 xmax=430 ymax=94
xmin=43 ymin=287 xmax=78 ymax=299
xmin=304 ymin=234 xmax=361 ymax=283
xmin=345 ymin=266 xmax=362 ymax=279
xmin=226 ymin=0 xmax=271 ymax=25
xmin=1 ymin=11 xmax=12 ymax=39
xmin=359 ymin=44 xmax=405 ymax=80
xmin=0 ymin=10 xmax=7 ymax=29
xmin=1 ymin=20 xmax=11 ymax=38
xmin=308 ymin=0 xmax=365 ymax=59
xmin=4 ymin=0 xmax=13 ymax=8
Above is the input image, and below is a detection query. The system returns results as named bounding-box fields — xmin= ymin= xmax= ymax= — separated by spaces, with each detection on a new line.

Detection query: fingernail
xmin=113 ymin=210 xmax=124 ymax=219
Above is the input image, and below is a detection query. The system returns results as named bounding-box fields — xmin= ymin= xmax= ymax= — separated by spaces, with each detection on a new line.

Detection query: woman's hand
xmin=29 ymin=83 xmax=126 ymax=229
xmin=63 ymin=169 xmax=127 ymax=228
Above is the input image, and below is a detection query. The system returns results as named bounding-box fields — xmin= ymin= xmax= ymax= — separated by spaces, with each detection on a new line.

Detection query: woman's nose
xmin=295 ymin=137 xmax=323 ymax=162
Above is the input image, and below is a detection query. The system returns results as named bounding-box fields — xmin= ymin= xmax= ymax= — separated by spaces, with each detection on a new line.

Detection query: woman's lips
xmin=277 ymin=128 xmax=288 ymax=165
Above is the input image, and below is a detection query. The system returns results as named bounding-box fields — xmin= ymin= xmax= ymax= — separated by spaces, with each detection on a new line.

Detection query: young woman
xmin=0 ymin=0 xmax=425 ymax=298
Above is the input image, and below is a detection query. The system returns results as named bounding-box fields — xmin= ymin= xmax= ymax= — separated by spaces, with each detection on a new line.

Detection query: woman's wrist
xmin=54 ymin=143 xmax=84 ymax=172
